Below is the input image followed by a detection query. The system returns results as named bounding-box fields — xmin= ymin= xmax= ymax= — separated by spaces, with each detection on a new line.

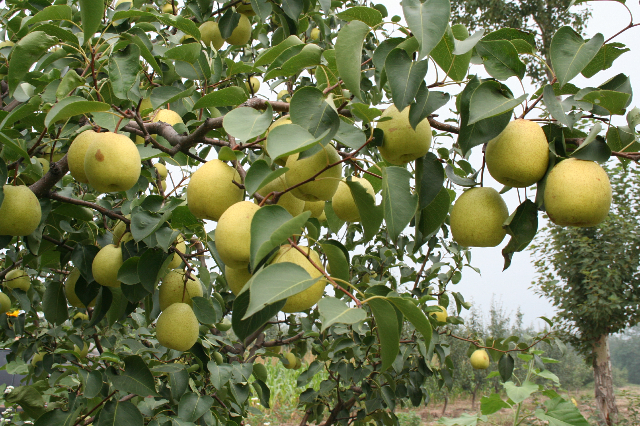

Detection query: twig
xmin=46 ymin=192 xmax=129 ymax=223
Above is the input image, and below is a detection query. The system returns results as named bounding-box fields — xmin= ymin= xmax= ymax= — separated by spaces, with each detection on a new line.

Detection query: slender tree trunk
xmin=441 ymin=395 xmax=448 ymax=416
xmin=592 ymin=334 xmax=618 ymax=426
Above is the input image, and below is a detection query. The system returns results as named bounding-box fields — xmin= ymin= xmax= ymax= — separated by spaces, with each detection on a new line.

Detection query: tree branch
xmin=45 ymin=192 xmax=129 ymax=223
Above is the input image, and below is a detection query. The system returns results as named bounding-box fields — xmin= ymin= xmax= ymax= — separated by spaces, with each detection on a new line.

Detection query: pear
xmin=470 ymin=349 xmax=490 ymax=369
xmin=167 ymin=234 xmax=187 ymax=269
xmin=277 ymin=90 xmax=289 ymax=101
xmin=236 ymin=0 xmax=256 ymax=15
xmin=112 ymin=215 xmax=133 ymax=246
xmin=272 ymin=245 xmax=327 ymax=313
xmin=68 ymin=130 xmax=97 ymax=184
xmin=156 ymin=302 xmax=199 ymax=351
xmin=65 ymin=268 xmax=96 ymax=308
xmin=215 ymin=201 xmax=260 ymax=269
xmin=376 ymin=105 xmax=432 ymax=165
xmin=84 ymin=132 xmax=141 ymax=193
xmin=310 ymin=27 xmax=320 ymax=41
xmin=187 ymin=159 xmax=244 ymax=221
xmin=331 ymin=177 xmax=374 ymax=222
xmin=283 ymin=352 xmax=297 ymax=369
xmin=285 ymin=144 xmax=342 ymax=201
xmin=266 ymin=116 xmax=292 ymax=165
xmin=485 ymin=119 xmax=549 ymax=187
xmin=159 ymin=270 xmax=203 ymax=310
xmin=4 ymin=269 xmax=30 ymax=291
xmin=137 ymin=109 xmax=184 ymax=144
xmin=245 ymin=77 xmax=260 ymax=94
xmin=225 ymin=265 xmax=252 ymax=295
xmin=0 ymin=292 xmax=10 ymax=314
xmin=255 ymin=175 xmax=304 ymax=216
xmin=154 ymin=163 xmax=168 ymax=180
xmin=139 ymin=97 xmax=154 ymax=115
xmin=0 ymin=185 xmax=42 ymax=236
xmin=200 ymin=21 xmax=224 ymax=50
xmin=225 ymin=14 xmax=251 ymax=45
xmin=32 ymin=352 xmax=45 ymax=366
xmin=92 ymin=244 xmax=123 ymax=287
xmin=431 ymin=306 xmax=447 ymax=323
xmin=161 ymin=3 xmax=173 ymax=13
xmin=450 ymin=187 xmax=509 ymax=247
xmin=37 ymin=158 xmax=50 ymax=175
xmin=303 ymin=200 xmax=324 ymax=219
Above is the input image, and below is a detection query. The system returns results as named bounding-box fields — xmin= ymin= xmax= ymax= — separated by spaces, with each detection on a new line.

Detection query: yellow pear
xmin=277 ymin=90 xmax=289 ymax=101
xmin=153 ymin=163 xmax=168 ymax=180
xmin=272 ymin=245 xmax=326 ymax=313
xmin=65 ymin=268 xmax=96 ymax=308
xmin=225 ymin=265 xmax=252 ymax=295
xmin=159 ymin=270 xmax=203 ymax=310
xmin=74 ymin=342 xmax=89 ymax=358
xmin=485 ymin=119 xmax=549 ymax=187
xmin=470 ymin=349 xmax=490 ymax=369
xmin=92 ymin=244 xmax=123 ymax=287
xmin=310 ymin=27 xmax=320 ymax=41
xmin=430 ymin=306 xmax=447 ymax=323
xmin=285 ymin=144 xmax=342 ymax=201
xmin=331 ymin=177 xmax=374 ymax=222
xmin=265 ymin=116 xmax=292 ymax=165
xmin=156 ymin=302 xmax=199 ymax=351
xmin=186 ymin=159 xmax=244 ymax=221
xmin=255 ymin=175 xmax=304 ymax=216
xmin=225 ymin=14 xmax=251 ymax=45
xmin=37 ymin=158 xmax=50 ymax=175
xmin=84 ymin=132 xmax=141 ymax=193
xmin=112 ymin=215 xmax=133 ymax=246
xmin=137 ymin=109 xmax=184 ymax=144
xmin=0 ymin=185 xmax=42 ymax=236
xmin=215 ymin=201 xmax=260 ymax=269
xmin=245 ymin=76 xmax=260 ymax=93
xmin=450 ymin=187 xmax=509 ymax=247
xmin=376 ymin=105 xmax=432 ymax=165
xmin=161 ymin=3 xmax=174 ymax=13
xmin=200 ymin=21 xmax=224 ymax=50
xmin=318 ymin=210 xmax=326 ymax=222
xmin=139 ymin=97 xmax=153 ymax=115
xmin=67 ymin=130 xmax=98 ymax=184
xmin=167 ymin=235 xmax=186 ymax=269
xmin=31 ymin=352 xmax=45 ymax=366
xmin=236 ymin=0 xmax=255 ymax=15
xmin=544 ymin=158 xmax=611 ymax=227
xmin=0 ymin=292 xmax=10 ymax=314
xmin=303 ymin=200 xmax=324 ymax=218
xmin=283 ymin=352 xmax=297 ymax=369
xmin=4 ymin=269 xmax=30 ymax=291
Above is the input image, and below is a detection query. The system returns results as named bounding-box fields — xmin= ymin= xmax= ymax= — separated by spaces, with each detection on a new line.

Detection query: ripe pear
xmin=137 ymin=109 xmax=184 ymax=144
xmin=225 ymin=14 xmax=251 ymax=45
xmin=0 ymin=292 xmax=10 ymax=314
xmin=161 ymin=3 xmax=173 ymax=13
xmin=236 ymin=0 xmax=255 ymax=15
xmin=470 ymin=349 xmax=490 ymax=369
xmin=225 ymin=265 xmax=252 ymax=295
xmin=156 ymin=302 xmax=199 ymax=351
xmin=544 ymin=158 xmax=611 ymax=227
xmin=0 ymin=185 xmax=42 ymax=236
xmin=139 ymin=97 xmax=153 ymax=115
xmin=215 ymin=201 xmax=260 ymax=269
xmin=112 ymin=215 xmax=133 ymax=246
xmin=245 ymin=77 xmax=260 ymax=94
xmin=200 ymin=21 xmax=224 ymax=50
xmin=450 ymin=187 xmax=508 ymax=247
xmin=37 ymin=158 xmax=50 ymax=175
xmin=167 ymin=234 xmax=186 ymax=269
xmin=376 ymin=105 xmax=432 ymax=165
xmin=277 ymin=90 xmax=289 ymax=101
xmin=303 ymin=200 xmax=324 ymax=219
xmin=318 ymin=210 xmax=326 ymax=222
xmin=186 ymin=159 xmax=244 ymax=221
xmin=68 ymin=130 xmax=97 ymax=184
xmin=431 ymin=306 xmax=447 ymax=323
xmin=331 ymin=177 xmax=374 ymax=222
xmin=310 ymin=27 xmax=320 ymax=41
xmin=285 ymin=144 xmax=342 ymax=201
xmin=84 ymin=132 xmax=141 ymax=193
xmin=92 ymin=244 xmax=123 ymax=287
xmin=485 ymin=119 xmax=549 ymax=187
xmin=159 ymin=270 xmax=203 ymax=310
xmin=283 ymin=352 xmax=297 ymax=369
xmin=272 ymin=245 xmax=327 ymax=313
xmin=255 ymin=175 xmax=304 ymax=216
xmin=65 ymin=268 xmax=96 ymax=308
xmin=4 ymin=269 xmax=30 ymax=291
xmin=154 ymin=163 xmax=168 ymax=180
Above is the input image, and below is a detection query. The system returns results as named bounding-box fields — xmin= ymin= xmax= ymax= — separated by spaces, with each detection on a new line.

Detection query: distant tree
xmin=531 ymin=164 xmax=640 ymax=425
xmin=610 ymin=326 xmax=640 ymax=385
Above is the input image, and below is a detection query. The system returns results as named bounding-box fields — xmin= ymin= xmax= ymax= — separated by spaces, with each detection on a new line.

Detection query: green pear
xmin=4 ymin=269 xmax=30 ymax=291
xmin=139 ymin=97 xmax=154 ymax=115
xmin=68 ymin=130 xmax=98 ymax=183
xmin=112 ymin=215 xmax=133 ymax=246
xmin=32 ymin=352 xmax=45 ymax=366
xmin=272 ymin=245 xmax=326 ymax=313
xmin=199 ymin=21 xmax=224 ymax=50
xmin=0 ymin=185 xmax=42 ymax=236
xmin=470 ymin=349 xmax=490 ymax=369
xmin=225 ymin=265 xmax=252 ymax=295
xmin=450 ymin=187 xmax=509 ymax=247
xmin=167 ymin=234 xmax=187 ymax=269
xmin=159 ymin=270 xmax=203 ymax=311
xmin=225 ymin=14 xmax=251 ymax=45
xmin=84 ymin=132 xmax=141 ymax=193
xmin=485 ymin=119 xmax=549 ymax=187
xmin=376 ymin=105 xmax=432 ymax=165
xmin=161 ymin=3 xmax=173 ymax=13
xmin=65 ymin=268 xmax=96 ymax=308
xmin=236 ymin=0 xmax=255 ymax=15
xmin=245 ymin=76 xmax=260 ymax=93
xmin=431 ymin=306 xmax=447 ymax=323
xmin=215 ymin=318 xmax=232 ymax=331
xmin=277 ymin=90 xmax=289 ymax=101
xmin=331 ymin=177 xmax=374 ymax=222
xmin=265 ymin=116 xmax=292 ymax=165
xmin=0 ymin=292 xmax=10 ymax=314
xmin=92 ymin=244 xmax=123 ymax=287
xmin=285 ymin=144 xmax=342 ymax=201
xmin=37 ymin=158 xmax=49 ymax=175
xmin=283 ymin=352 xmax=297 ymax=369
xmin=544 ymin=158 xmax=611 ymax=227
xmin=186 ymin=159 xmax=244 ymax=221
xmin=215 ymin=201 xmax=260 ymax=269
xmin=255 ymin=175 xmax=304 ymax=216
xmin=156 ymin=302 xmax=199 ymax=351
xmin=303 ymin=200 xmax=324 ymax=218
xmin=154 ymin=163 xmax=168 ymax=180
xmin=310 ymin=27 xmax=320 ymax=41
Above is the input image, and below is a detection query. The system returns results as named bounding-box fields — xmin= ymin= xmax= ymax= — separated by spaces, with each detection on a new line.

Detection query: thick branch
xmin=29 ymin=155 xmax=69 ymax=197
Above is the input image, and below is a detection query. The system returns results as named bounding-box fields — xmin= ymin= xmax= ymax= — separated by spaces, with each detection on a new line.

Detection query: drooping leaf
xmin=335 ymin=20 xmax=370 ymax=100
xmin=476 ymin=40 xmax=526 ymax=81
xmin=535 ymin=397 xmax=590 ymax=426
xmin=265 ymin=124 xmax=328 ymax=160
xmin=44 ymin=97 xmax=110 ymax=128
xmin=368 ymin=298 xmax=400 ymax=372
xmin=382 ymin=167 xmax=418 ymax=241
xmin=109 ymin=44 xmax=141 ymax=100
xmin=346 ymin=179 xmax=383 ymax=243
xmin=79 ymin=0 xmax=104 ymax=44
xmin=8 ymin=31 xmax=59 ymax=97
xmin=480 ymin=393 xmax=511 ymax=416
xmin=110 ymin=355 xmax=159 ymax=397
xmin=223 ymin=103 xmax=273 ymax=141
xmin=244 ymin=161 xmax=288 ymax=195
xmin=178 ymin=393 xmax=214 ymax=422
xmin=336 ymin=6 xmax=383 ymax=27
xmin=409 ymin=82 xmax=450 ymax=130
xmin=320 ymin=240 xmax=350 ymax=284
xmin=385 ymin=49 xmax=430 ymax=112
xmin=402 ymin=0 xmax=450 ymax=60
xmin=430 ymin=24 xmax=473 ymax=81
xmin=387 ymin=297 xmax=432 ymax=348
xmin=502 ymin=199 xmax=538 ymax=270
xmin=232 ymin=290 xmax=285 ymax=342
xmin=318 ymin=298 xmax=366 ymax=332
xmin=498 ymin=354 xmax=515 ymax=382
xmin=289 ymin=87 xmax=340 ymax=147
xmin=418 ymin=186 xmax=451 ymax=237
xmin=42 ymin=281 xmax=68 ymax=325
xmin=468 ymin=81 xmax=527 ymax=125
xmin=192 ymin=87 xmax=248 ymax=109
xmin=416 ymin=152 xmax=445 ymax=210
xmin=582 ymin=43 xmax=629 ymax=78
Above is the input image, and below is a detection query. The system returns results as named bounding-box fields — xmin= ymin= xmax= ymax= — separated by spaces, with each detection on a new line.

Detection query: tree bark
xmin=592 ymin=334 xmax=618 ymax=426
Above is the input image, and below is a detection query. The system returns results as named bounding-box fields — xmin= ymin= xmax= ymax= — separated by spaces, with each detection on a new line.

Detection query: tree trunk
xmin=592 ymin=334 xmax=618 ymax=426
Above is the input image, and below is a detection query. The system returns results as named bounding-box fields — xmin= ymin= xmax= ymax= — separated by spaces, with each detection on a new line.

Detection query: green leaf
xmin=207 ymin=362 xmax=233 ymax=390
xmin=111 ymin=355 xmax=159 ymax=397
xmin=138 ymin=248 xmax=165 ymax=292
xmin=5 ymin=386 xmax=46 ymax=419
xmin=266 ymin=125 xmax=328 ymax=160
xmin=438 ymin=414 xmax=484 ymax=426
xmin=320 ymin=240 xmax=350 ymax=284
xmin=150 ymin=86 xmax=196 ymax=110
xmin=336 ymin=6 xmax=383 ymax=27
xmin=480 ymin=393 xmax=511 ymax=415
xmin=382 ymin=167 xmax=418 ymax=241
xmin=501 ymin=199 xmax=538 ymax=270
xmin=232 ymin=290 xmax=285 ymax=342
xmin=70 ymin=244 xmax=100 ymax=283
xmin=334 ymin=120 xmax=366 ymax=150
xmin=550 ymin=27 xmax=604 ymax=88
xmin=42 ymin=281 xmax=68 ymax=325
xmin=387 ymin=297 xmax=432 ymax=347
xmin=503 ymin=380 xmax=538 ymax=404
xmin=8 ymin=31 xmax=58 ymax=97
xmin=498 ymin=354 xmax=515 ymax=382
xmin=418 ymin=186 xmax=450 ymax=237
xmin=178 ymin=393 xmax=213 ymax=422
xmin=165 ymin=43 xmax=202 ymax=64
xmin=192 ymin=87 xmax=248 ymax=109
xmin=118 ymin=257 xmax=140 ymax=285
xmin=96 ymin=400 xmax=143 ymax=426
xmin=543 ymin=85 xmax=579 ymax=128
xmin=318 ymin=298 xmax=366 ymax=332
xmin=431 ymin=25 xmax=473 ymax=81
xmin=468 ymin=81 xmax=526 ymax=125
xmin=476 ymin=40 xmax=525 ymax=81
xmin=416 ymin=153 xmax=445 ymax=210
xmin=410 ymin=83 xmax=450 ymax=130
xmin=122 ymin=31 xmax=162 ymax=77
xmin=244 ymin=161 xmax=288 ymax=195
xmin=191 ymin=296 xmax=220 ymax=324
xmin=34 ymin=407 xmax=82 ymax=426
xmin=367 ymin=298 xmax=400 ymax=372
xmin=80 ymin=0 xmax=104 ymax=46
xmin=582 ymin=43 xmax=629 ymax=78
xmin=264 ymin=44 xmax=323 ymax=80
xmin=578 ymin=90 xmax=630 ymax=115
xmin=402 ymin=0 xmax=450 ymax=61
xmin=28 ymin=5 xmax=72 ymax=24
xmin=44 ymin=96 xmax=110 ymax=128
xmin=223 ymin=103 xmax=272 ymax=141
xmin=535 ymin=397 xmax=589 ymax=426
xmin=335 ymin=20 xmax=370 ymax=100
xmin=297 ymin=361 xmax=323 ymax=387
xmin=282 ymin=0 xmax=303 ymax=20
xmin=56 ymin=70 xmax=85 ymax=101
xmin=131 ymin=211 xmax=163 ymax=242
xmin=0 ymin=131 xmax=30 ymax=160
xmin=251 ymin=0 xmax=272 ymax=21
xmin=482 ymin=28 xmax=537 ymax=53
xmin=255 ymin=36 xmax=304 ymax=67
xmin=289 ymin=86 xmax=341 ymax=146
xmin=324 ymin=201 xmax=345 ymax=234
xmin=346 ymin=179 xmax=383 ymax=243
xmin=1 ymin=96 xmax=41 ymax=130
xmin=385 ymin=49 xmax=430 ymax=112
